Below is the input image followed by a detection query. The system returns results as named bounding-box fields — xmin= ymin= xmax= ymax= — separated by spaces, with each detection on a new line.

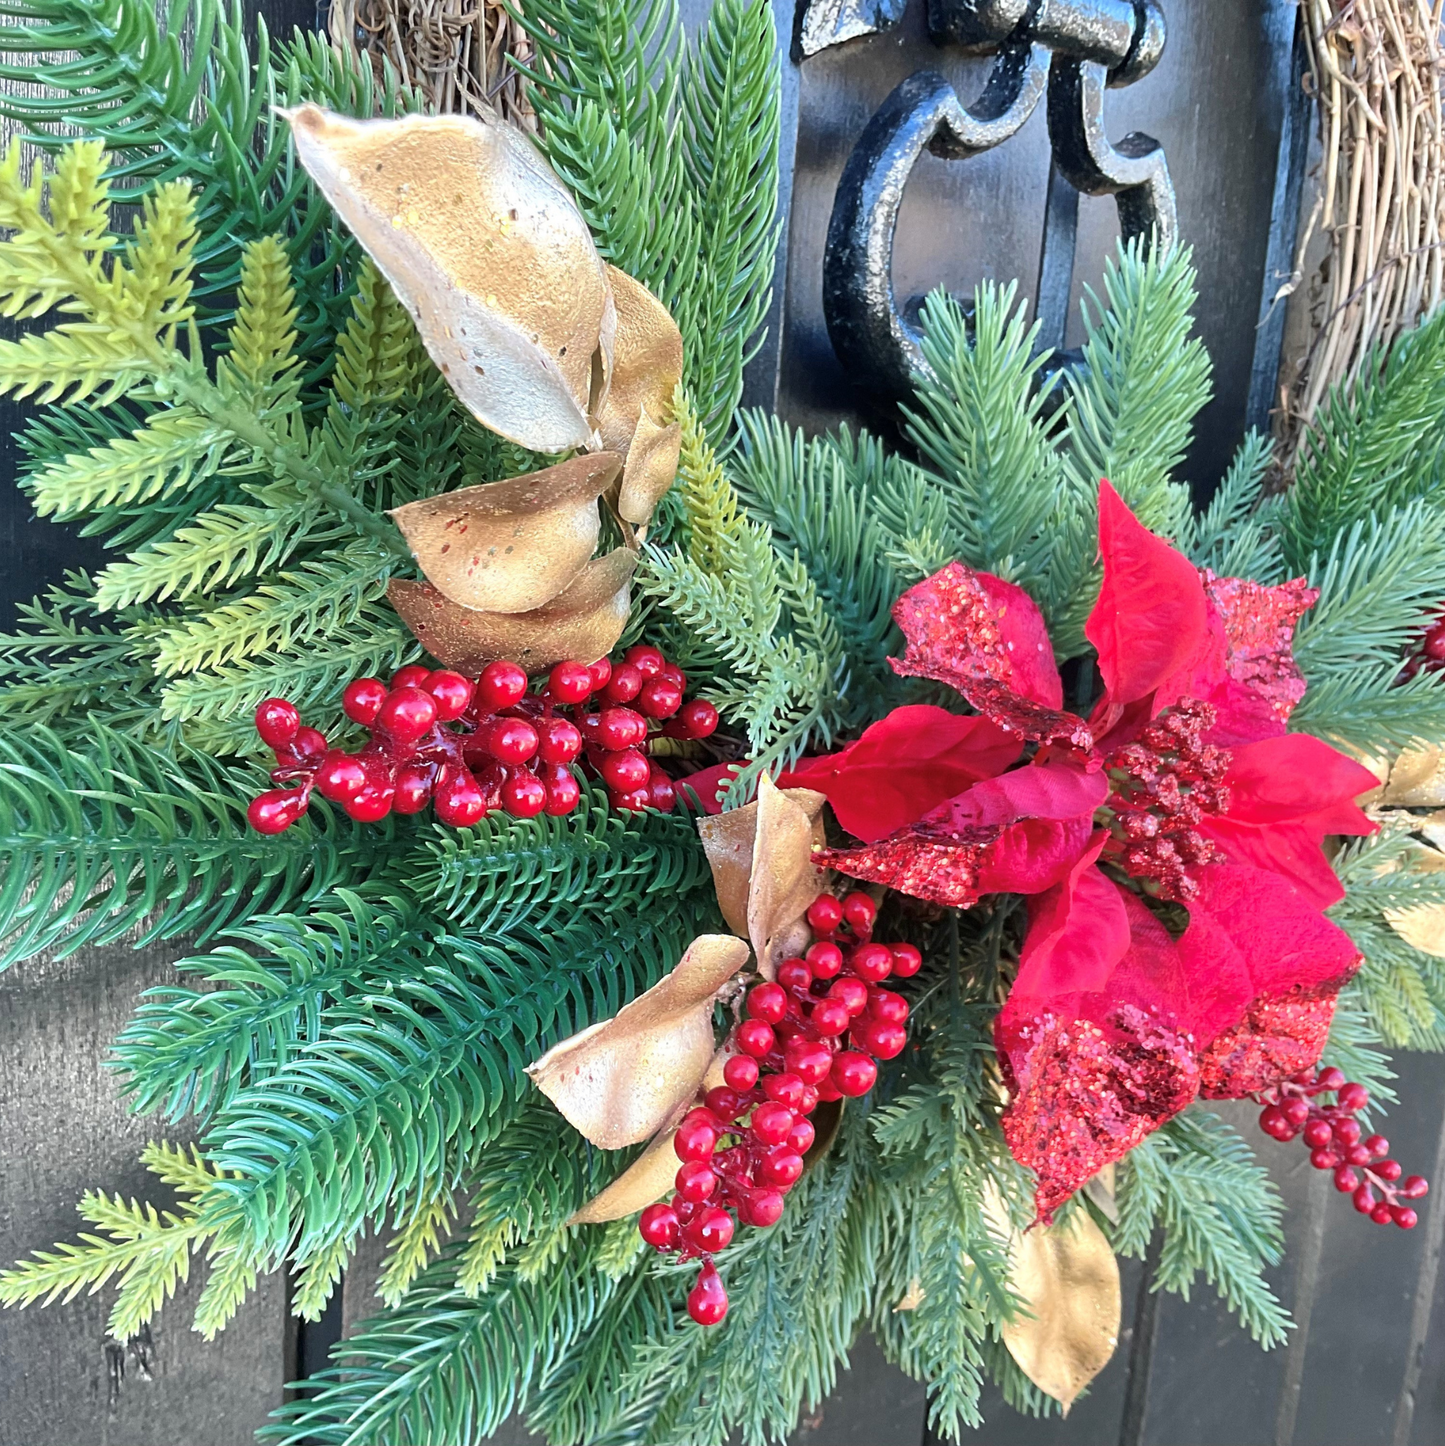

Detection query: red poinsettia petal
xmin=818 ymin=829 xmax=998 ymax=908
xmin=1199 ymin=734 xmax=1378 ymax=908
xmin=676 ymin=761 xmax=741 ymax=814
xmin=1198 ymin=986 xmax=1341 ymax=1098
xmin=1205 ymin=573 xmax=1318 ymax=728
xmin=975 ymin=815 xmax=1100 ymax=897
xmin=1174 ymin=862 xmax=1362 ymax=1047
xmin=1086 ymin=481 xmax=1215 ymax=735
xmin=920 ymin=756 xmax=1109 ymax=832
xmin=778 ymin=706 xmax=1021 ymax=843
xmin=889 ymin=564 xmax=1089 ymax=746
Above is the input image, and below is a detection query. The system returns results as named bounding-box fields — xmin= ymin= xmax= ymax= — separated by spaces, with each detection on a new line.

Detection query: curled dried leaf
xmin=1381 ymin=745 xmax=1445 ymax=807
xmin=595 ymin=265 xmax=683 ymax=455
xmin=285 ymin=104 xmax=610 ymax=452
xmin=389 ymin=453 xmax=620 ymax=613
xmin=618 ymin=410 xmax=682 ymax=529
xmin=389 ymin=546 xmax=637 ymax=673
xmin=568 ymin=1053 xmax=733 ymax=1225
xmin=698 ymin=775 xmax=828 ymax=979
xmin=527 ymin=935 xmax=749 ymax=1150
xmin=986 ymin=1184 xmax=1120 ymax=1411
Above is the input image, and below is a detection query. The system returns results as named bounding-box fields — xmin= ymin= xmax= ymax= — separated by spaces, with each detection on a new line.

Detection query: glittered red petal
xmin=888 ymin=564 xmax=1088 ymax=746
xmin=818 ymin=828 xmax=998 ymax=908
xmin=1198 ymin=986 xmax=1343 ymax=1098
xmin=1205 ymin=573 xmax=1318 ymax=729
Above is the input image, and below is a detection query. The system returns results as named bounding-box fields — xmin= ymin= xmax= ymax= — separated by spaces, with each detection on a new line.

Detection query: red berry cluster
xmin=1258 ymin=1066 xmax=1429 ymax=1228
xmin=637 ymin=891 xmax=922 ymax=1326
xmin=246 ymin=644 xmax=719 ymax=834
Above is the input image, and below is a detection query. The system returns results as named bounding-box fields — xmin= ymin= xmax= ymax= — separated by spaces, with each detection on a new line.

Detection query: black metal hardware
xmin=821 ymin=0 xmax=1175 ymax=403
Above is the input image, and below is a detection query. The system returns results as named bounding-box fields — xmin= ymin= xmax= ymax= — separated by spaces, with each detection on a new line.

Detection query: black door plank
xmin=0 ymin=941 xmax=288 ymax=1446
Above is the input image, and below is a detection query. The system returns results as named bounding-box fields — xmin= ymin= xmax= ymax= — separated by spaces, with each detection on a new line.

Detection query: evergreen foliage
xmin=2 ymin=0 xmax=1445 ymax=1439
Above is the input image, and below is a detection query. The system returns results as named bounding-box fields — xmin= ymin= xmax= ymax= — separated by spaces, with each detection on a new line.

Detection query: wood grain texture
xmin=0 ymin=939 xmax=288 ymax=1446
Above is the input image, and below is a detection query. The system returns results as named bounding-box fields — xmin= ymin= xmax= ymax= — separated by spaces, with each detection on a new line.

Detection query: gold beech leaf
xmin=526 ymin=935 xmax=748 ymax=1150
xmin=698 ymin=775 xmax=828 ymax=979
xmin=389 ymin=453 xmax=620 ymax=614
xmin=989 ymin=1185 xmax=1120 ymax=1411
xmin=1382 ymin=745 xmax=1445 ymax=807
xmin=569 ymin=1053 xmax=733 ymax=1225
xmin=595 ymin=265 xmax=683 ymax=455
xmin=617 ymin=410 xmax=682 ymax=530
xmin=1386 ymin=844 xmax=1445 ymax=958
xmin=285 ymin=104 xmax=611 ymax=453
xmin=389 ymin=547 xmax=637 ymax=673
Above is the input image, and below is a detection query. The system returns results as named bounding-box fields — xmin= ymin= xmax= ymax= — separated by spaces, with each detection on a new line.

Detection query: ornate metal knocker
xmin=820 ymin=0 xmax=1174 ymax=402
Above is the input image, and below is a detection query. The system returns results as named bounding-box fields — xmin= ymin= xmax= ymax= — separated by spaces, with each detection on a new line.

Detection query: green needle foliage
xmin=3 ymin=0 xmax=1445 ymax=1441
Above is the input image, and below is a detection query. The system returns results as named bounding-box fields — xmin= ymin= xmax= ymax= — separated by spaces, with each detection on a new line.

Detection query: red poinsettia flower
xmin=782 ymin=482 xmax=1378 ymax=1217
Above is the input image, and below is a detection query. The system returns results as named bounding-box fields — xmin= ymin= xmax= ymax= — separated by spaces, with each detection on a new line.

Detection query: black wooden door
xmin=5 ymin=4 xmax=1445 ymax=1445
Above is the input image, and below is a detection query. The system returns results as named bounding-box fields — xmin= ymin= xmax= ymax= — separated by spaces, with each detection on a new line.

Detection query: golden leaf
xmin=893 ymin=1278 xmax=925 ymax=1312
xmin=526 ymin=935 xmax=748 ymax=1150
xmin=1081 ymin=1162 xmax=1119 ymax=1225
xmin=1381 ymin=745 xmax=1445 ymax=807
xmin=986 ymin=1185 xmax=1120 ymax=1411
xmin=388 ymin=546 xmax=637 ymax=673
xmin=595 ymin=266 xmax=683 ymax=455
xmin=698 ymin=775 xmax=828 ymax=980
xmin=617 ymin=409 xmax=682 ymax=530
xmin=284 ymin=104 xmax=611 ymax=453
xmin=568 ymin=1053 xmax=733 ymax=1225
xmin=389 ymin=453 xmax=620 ymax=614
xmin=1386 ymin=842 xmax=1445 ymax=958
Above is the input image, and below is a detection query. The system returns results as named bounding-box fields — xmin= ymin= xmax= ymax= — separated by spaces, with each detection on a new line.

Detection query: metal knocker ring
xmin=821 ymin=0 xmax=1177 ymax=404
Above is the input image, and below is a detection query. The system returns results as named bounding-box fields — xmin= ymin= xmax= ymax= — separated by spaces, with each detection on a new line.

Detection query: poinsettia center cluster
xmin=1099 ymin=698 xmax=1232 ymax=901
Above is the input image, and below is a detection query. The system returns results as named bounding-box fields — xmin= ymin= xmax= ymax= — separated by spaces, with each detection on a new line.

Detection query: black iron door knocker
xmin=817 ymin=0 xmax=1174 ymax=401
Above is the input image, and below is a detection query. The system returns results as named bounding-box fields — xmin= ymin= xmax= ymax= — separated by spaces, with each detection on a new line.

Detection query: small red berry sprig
xmin=246 ymin=643 xmax=719 ymax=834
xmin=637 ymin=891 xmax=922 ymax=1326
xmin=1402 ymin=605 xmax=1445 ymax=679
xmin=1258 ymin=1066 xmax=1429 ymax=1228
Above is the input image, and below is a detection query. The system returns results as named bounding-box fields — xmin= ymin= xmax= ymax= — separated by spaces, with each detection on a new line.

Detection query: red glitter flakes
xmin=888 ymin=564 xmax=1093 ymax=748
xmin=1199 ymin=985 xmax=1348 ymax=1099
xmin=1204 ymin=573 xmax=1318 ymax=727
xmin=817 ymin=827 xmax=999 ymax=909
xmin=999 ymin=1004 xmax=1200 ymax=1220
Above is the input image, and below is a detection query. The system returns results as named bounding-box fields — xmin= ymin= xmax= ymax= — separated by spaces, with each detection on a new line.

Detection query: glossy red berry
xmin=478 ymin=659 xmax=528 ymax=711
xmin=757 ymin=1149 xmax=804 ymax=1189
xmin=748 ymin=1190 xmax=786 ymax=1228
xmin=675 ymin=1160 xmax=718 ymax=1203
xmin=805 ymin=941 xmax=844 ymax=980
xmin=832 ymin=1052 xmax=877 ymax=1097
xmin=248 ymin=788 xmax=306 ymax=833
xmin=255 ymin=698 xmax=300 ymax=748
xmin=1364 ymin=1134 xmax=1390 ymax=1157
xmin=1302 ymin=1119 xmax=1333 ymax=1151
xmin=489 ymin=718 xmax=539 ymax=765
xmin=377 ymin=686 xmax=437 ymax=743
xmin=597 ymin=707 xmax=646 ymax=751
xmin=688 ymin=1262 xmax=728 ymax=1325
xmin=587 ymin=656 xmax=613 ymax=692
xmin=639 ymin=1203 xmax=680 ymax=1250
xmin=1334 ymin=1165 xmax=1360 ymax=1193
xmin=391 ymin=664 xmax=432 ymax=690
xmin=762 ymin=1073 xmax=806 ymax=1109
xmin=1404 ymin=1176 xmax=1430 ymax=1199
xmin=501 ymin=770 xmax=547 ymax=818
xmin=1376 ymin=1158 xmax=1403 ymax=1183
xmin=810 ymin=999 xmax=851 ymax=1036
xmin=1425 ymin=627 xmax=1445 ymax=662
xmin=724 ymin=1055 xmax=760 ymax=1091
xmin=776 ymin=958 xmax=812 ymax=992
xmin=625 ymin=644 xmax=665 ymax=678
xmin=787 ymin=1117 xmax=816 ymax=1154
xmin=537 ymin=717 xmax=583 ymax=764
xmin=783 ymin=1038 xmax=834 ymax=1085
xmin=435 ymin=765 xmax=486 ymax=826
xmin=639 ymin=676 xmax=683 ymax=719
xmin=736 ymin=1019 xmax=776 ymax=1059
xmin=747 ymin=983 xmax=788 ymax=1024
xmin=1353 ymin=1183 xmax=1377 ymax=1214
xmin=541 ymin=766 xmax=581 ymax=816
xmin=751 ymin=1102 xmax=796 ymax=1146
xmin=292 ymin=727 xmax=328 ymax=762
xmin=805 ymin=894 xmax=843 ymax=935
xmin=345 ymin=781 xmax=395 ymax=823
xmin=1334 ymin=1118 xmax=1362 ymax=1147
xmin=315 ymin=751 xmax=367 ymax=802
xmin=602 ymin=748 xmax=650 ymax=792
xmin=422 ymin=670 xmax=473 ymax=720
xmin=1282 ymin=1097 xmax=1310 ymax=1127
xmin=841 ymin=892 xmax=877 ymax=935
xmin=647 ymin=767 xmax=677 ymax=813
xmin=851 ymin=943 xmax=894 ymax=983
xmin=392 ymin=761 xmax=435 ymax=814
xmin=676 ymin=698 xmax=719 ymax=739
xmin=829 ymin=977 xmax=870 ymax=1017
xmin=610 ymin=785 xmax=652 ymax=812
xmin=889 ymin=943 xmax=923 ymax=978
xmin=603 ymin=664 xmax=644 ymax=704
xmin=549 ymin=661 xmax=595 ymax=704
xmin=342 ymin=677 xmax=388 ymax=725
xmin=675 ymin=1115 xmax=719 ymax=1161
xmin=705 ymin=1087 xmax=744 ymax=1122
xmin=868 ymin=990 xmax=909 ymax=1026
xmin=1338 ymin=1082 xmax=1370 ymax=1113
xmin=1394 ymin=1206 xmax=1420 ymax=1229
